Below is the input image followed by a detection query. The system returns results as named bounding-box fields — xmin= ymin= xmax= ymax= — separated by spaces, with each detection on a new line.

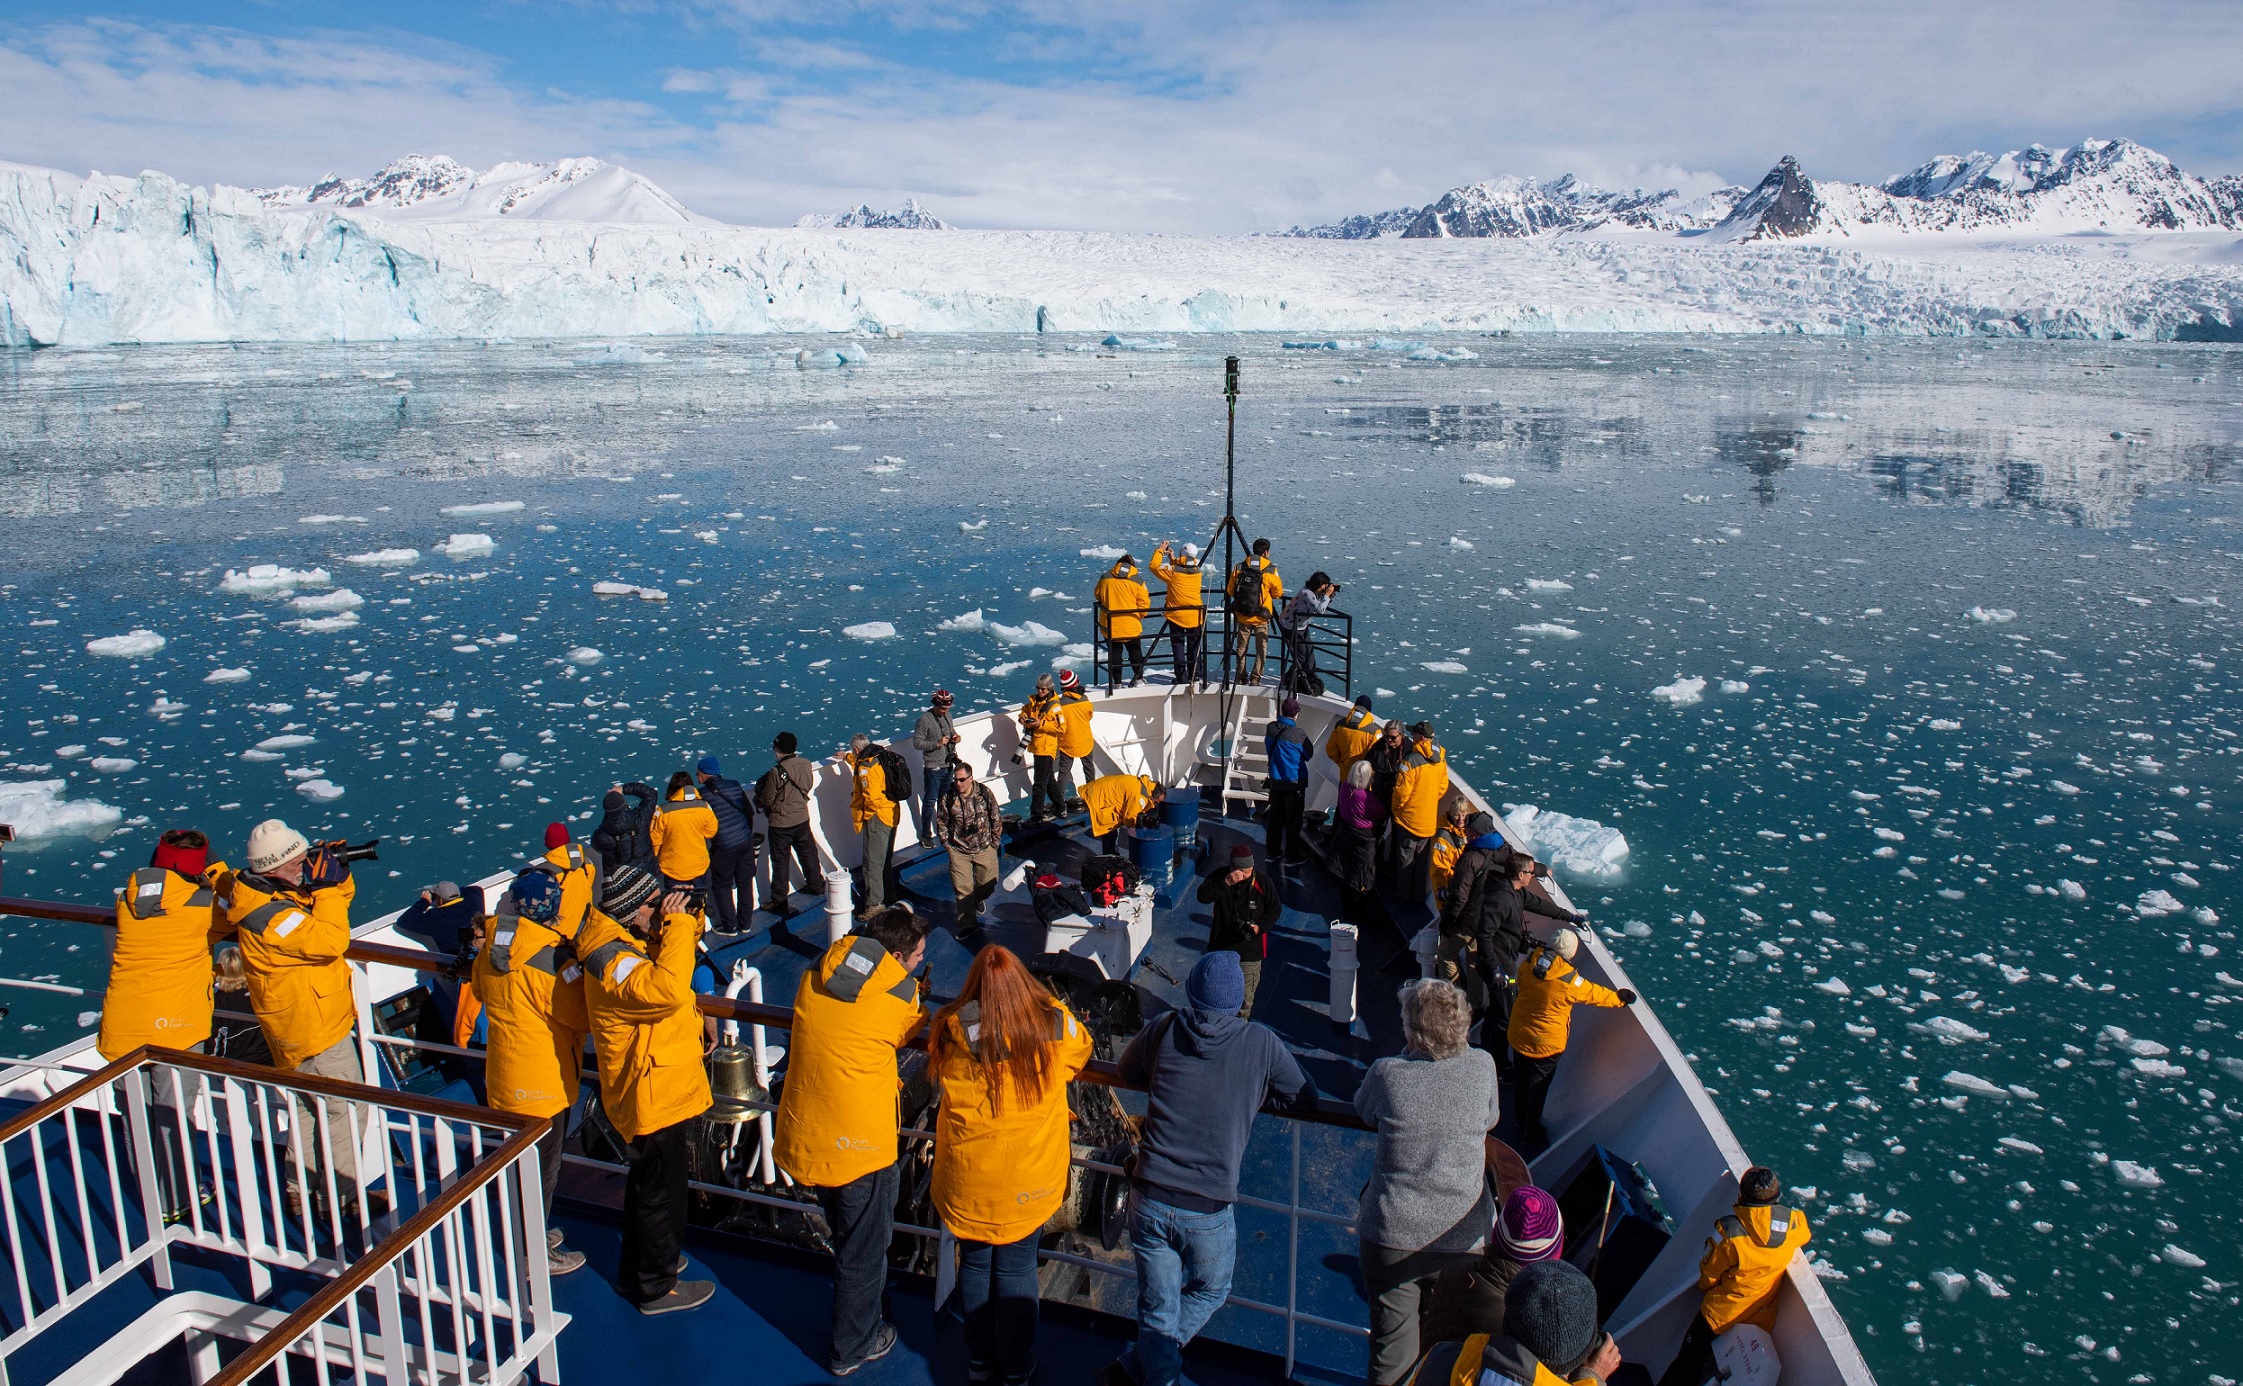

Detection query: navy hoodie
xmin=1117 ymin=1005 xmax=1318 ymax=1209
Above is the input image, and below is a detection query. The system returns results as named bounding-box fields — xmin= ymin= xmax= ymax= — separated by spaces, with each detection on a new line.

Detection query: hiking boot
xmin=638 ymin=1280 xmax=715 ymax=1316
xmin=831 ymin=1322 xmax=899 ymax=1376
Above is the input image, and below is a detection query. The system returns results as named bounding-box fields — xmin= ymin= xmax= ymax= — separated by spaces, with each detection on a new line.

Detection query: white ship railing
xmin=0 ymin=1047 xmax=565 ymax=1386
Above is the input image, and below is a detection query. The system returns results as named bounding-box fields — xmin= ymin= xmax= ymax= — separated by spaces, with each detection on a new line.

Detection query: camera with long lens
xmin=304 ymin=837 xmax=382 ymax=888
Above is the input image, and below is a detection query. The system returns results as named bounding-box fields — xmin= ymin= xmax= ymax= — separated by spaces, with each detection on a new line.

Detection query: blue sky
xmin=4 ymin=1 xmax=2240 ymax=231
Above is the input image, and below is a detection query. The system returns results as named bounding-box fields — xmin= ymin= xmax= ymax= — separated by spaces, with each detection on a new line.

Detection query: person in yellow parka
xmin=929 ymin=944 xmax=1094 ymax=1384
xmin=1507 ymin=929 xmax=1632 ymax=1148
xmin=1082 ymin=772 xmax=1162 ymax=854
xmin=1226 ymin=538 xmax=1284 ymax=684
xmin=775 ymin=908 xmax=933 ymax=1374
xmin=577 ymin=866 xmax=715 ymax=1316
xmin=647 ymin=770 xmax=718 ymax=890
xmin=1151 ymin=540 xmax=1207 ymax=684
xmin=1095 ymin=555 xmax=1152 ymax=690
xmin=1020 ymin=673 xmax=1066 ymax=822
xmin=473 ymin=868 xmax=592 ymax=1277
xmin=1324 ymin=693 xmax=1381 ymax=774
xmin=1429 ymin=797 xmax=1471 ymax=901
xmin=1387 ymin=722 xmax=1450 ymax=899
xmin=1657 ymin=1166 xmax=1811 ymax=1386
xmin=223 ymin=820 xmax=367 ymax=1204
xmin=848 ymin=734 xmax=900 ymax=917
xmin=538 ymin=821 xmax=601 ymax=933
xmin=101 ymin=827 xmax=225 ymax=1222
xmin=1053 ymin=669 xmax=1096 ymax=809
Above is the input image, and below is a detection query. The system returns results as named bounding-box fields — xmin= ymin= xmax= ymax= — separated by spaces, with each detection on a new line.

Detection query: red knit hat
xmin=544 ymin=822 xmax=570 ymax=850
xmin=1057 ymin=669 xmax=1082 ymax=691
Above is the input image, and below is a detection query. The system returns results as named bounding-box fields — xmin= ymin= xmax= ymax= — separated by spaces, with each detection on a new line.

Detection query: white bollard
xmin=1411 ymin=923 xmax=1441 ymax=980
xmin=825 ymin=874 xmax=854 ymax=945
xmin=1328 ymin=921 xmax=1359 ymax=1029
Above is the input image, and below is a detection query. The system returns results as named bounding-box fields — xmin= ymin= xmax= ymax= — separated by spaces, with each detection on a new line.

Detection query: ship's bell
xmin=705 ymin=1043 xmax=767 ymax=1126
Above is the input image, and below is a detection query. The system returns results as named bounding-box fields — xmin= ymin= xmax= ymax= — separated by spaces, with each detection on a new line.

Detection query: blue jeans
xmin=958 ymin=1232 xmax=1040 ymax=1384
xmin=1118 ymin=1194 xmax=1236 ymax=1386
xmin=922 ymin=764 xmax=946 ymax=833
xmin=816 ymin=1163 xmax=899 ymax=1368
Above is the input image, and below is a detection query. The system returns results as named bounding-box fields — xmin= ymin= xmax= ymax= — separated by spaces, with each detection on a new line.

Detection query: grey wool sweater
xmin=1352 ymin=1049 xmax=1502 ymax=1252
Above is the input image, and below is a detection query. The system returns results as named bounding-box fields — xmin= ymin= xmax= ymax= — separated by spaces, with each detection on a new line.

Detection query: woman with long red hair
xmin=931 ymin=945 xmax=1094 ymax=1384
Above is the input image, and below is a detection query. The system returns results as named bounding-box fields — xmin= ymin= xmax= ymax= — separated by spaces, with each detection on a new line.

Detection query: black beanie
xmin=1503 ymin=1260 xmax=1601 ymax=1371
xmin=773 ymin=731 xmax=798 ymax=754
xmin=603 ymin=789 xmax=625 ymax=811
xmin=1739 ymin=1165 xmax=1781 ymax=1206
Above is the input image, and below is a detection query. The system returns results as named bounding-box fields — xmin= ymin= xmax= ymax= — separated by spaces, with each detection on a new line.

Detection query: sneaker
xmin=831 ymin=1322 xmax=899 ymax=1376
xmin=638 ymin=1280 xmax=715 ymax=1316
xmin=549 ymin=1246 xmax=587 ymax=1277
xmin=547 ymin=1227 xmax=565 ymax=1251
xmin=675 ymin=1253 xmax=690 ymax=1274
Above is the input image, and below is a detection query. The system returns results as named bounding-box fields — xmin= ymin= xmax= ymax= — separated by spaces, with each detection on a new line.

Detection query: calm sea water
xmin=2 ymin=333 xmax=2239 ymax=1383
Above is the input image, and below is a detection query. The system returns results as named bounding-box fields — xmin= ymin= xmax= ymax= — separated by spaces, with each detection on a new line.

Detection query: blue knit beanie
xmin=697 ymin=755 xmax=721 ymax=776
xmin=1186 ymin=951 xmax=1246 ymax=1014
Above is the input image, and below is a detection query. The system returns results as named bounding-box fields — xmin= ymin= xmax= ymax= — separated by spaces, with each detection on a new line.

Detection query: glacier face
xmin=4 ymin=160 xmax=2242 ymax=346
xmin=252 ymin=154 xmax=700 ymax=227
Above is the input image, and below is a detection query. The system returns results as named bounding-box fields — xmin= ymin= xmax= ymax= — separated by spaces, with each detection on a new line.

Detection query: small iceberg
xmin=1651 ymin=676 xmax=1707 ymax=706
xmin=567 ymin=647 xmax=605 ymax=665
xmin=86 ymin=630 xmax=166 ymax=658
xmin=1461 ymin=474 xmax=1516 ymax=488
xmin=938 ymin=609 xmax=988 ymax=632
xmin=438 ymin=533 xmax=496 ymax=557
xmin=290 ymin=589 xmax=363 ymax=613
xmin=1965 ymin=607 xmax=2017 ymax=624
xmin=440 ymin=501 xmax=525 ymax=517
xmin=844 ymin=621 xmax=898 ymax=641
xmin=204 ymin=667 xmax=252 ymax=683
xmin=345 ymin=548 xmax=420 ymax=566
xmin=295 ymin=778 xmax=345 ymax=801
xmin=1100 ymin=335 xmax=1176 ymax=352
xmin=1502 ymin=804 xmax=1629 ymax=879
xmin=0 ymin=779 xmax=122 ymax=840
xmin=988 ymin=620 xmax=1067 ymax=647
xmin=220 ymin=564 xmax=329 ymax=595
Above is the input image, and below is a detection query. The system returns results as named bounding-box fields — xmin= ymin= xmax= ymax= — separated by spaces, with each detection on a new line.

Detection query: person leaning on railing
xmin=1387 ymin=723 xmax=1450 ymax=901
xmin=929 ymin=945 xmax=1094 ymax=1386
xmin=219 ymin=818 xmax=371 ymax=1215
xmin=577 ymin=866 xmax=716 ymax=1316
xmin=1656 ymin=1165 xmax=1811 ymax=1386
xmin=1149 ymin=541 xmax=1207 ymax=685
xmin=648 ymin=769 xmax=719 ymax=894
xmin=1096 ymin=554 xmax=1153 ymax=690
xmin=1508 ymin=927 xmax=1632 ymax=1153
xmin=774 ymin=906 xmax=933 ymax=1376
xmin=99 ymin=827 xmax=226 ymax=1222
xmin=472 ymin=868 xmax=592 ymax=1278
xmin=1276 ymin=571 xmax=1338 ymax=693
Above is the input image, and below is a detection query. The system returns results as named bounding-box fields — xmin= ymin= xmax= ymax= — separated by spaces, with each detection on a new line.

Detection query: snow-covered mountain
xmin=1280 ymin=206 xmax=1420 ymax=240
xmin=1281 ymin=179 xmax=1742 ymax=240
xmin=253 ymin=154 xmax=701 ymax=226
xmin=796 ymin=198 xmax=951 ymax=230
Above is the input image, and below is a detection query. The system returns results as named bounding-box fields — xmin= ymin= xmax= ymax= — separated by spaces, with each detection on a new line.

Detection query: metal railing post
xmin=122 ymin=1069 xmax=174 ymax=1288
xmin=1286 ymin=1122 xmax=1301 ymax=1380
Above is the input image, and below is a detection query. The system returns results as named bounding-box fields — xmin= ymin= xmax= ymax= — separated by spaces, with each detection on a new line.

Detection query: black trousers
xmin=1032 ymin=755 xmax=1066 ymax=820
xmin=1476 ymin=974 xmax=1516 ymax=1071
xmin=1267 ymin=781 xmax=1305 ymax=861
xmin=619 ymin=1118 xmax=691 ymax=1304
xmin=1107 ymin=637 xmax=1145 ymax=687
xmin=1171 ymin=625 xmax=1205 ymax=683
xmin=534 ymin=1113 xmax=566 ymax=1221
xmin=1512 ymin=1051 xmax=1562 ymax=1146
xmin=707 ymin=838 xmax=757 ymax=931
xmin=817 ymin=1162 xmax=901 ymax=1367
xmin=767 ymin=821 xmax=825 ymax=906
xmin=1657 ymin=1311 xmax=1720 ymax=1386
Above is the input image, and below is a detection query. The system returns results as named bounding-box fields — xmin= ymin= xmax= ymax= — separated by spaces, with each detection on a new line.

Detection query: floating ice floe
xmin=937 ymin=609 xmax=987 ymax=633
xmin=2135 ymin=889 xmax=2184 ymax=916
xmin=1460 ymin=473 xmax=1517 ymax=488
xmin=1813 ymin=977 xmax=1851 ymax=995
xmin=988 ymin=620 xmax=1066 ymax=647
xmin=1912 ymin=1016 xmax=1990 ymax=1044
xmin=843 ymin=621 xmax=898 ymax=641
xmin=1100 ymin=335 xmax=1175 ymax=351
xmin=2055 ymin=879 xmax=2086 ymax=900
xmin=298 ymin=514 xmax=362 ymax=525
xmin=498 ymin=753 xmax=527 ymax=770
xmin=1928 ymin=718 xmax=1962 ymax=731
xmin=2112 ymin=1160 xmax=2164 ymax=1189
xmin=290 ymin=588 xmax=363 ymax=613
xmin=1940 ymin=1071 xmax=2008 ymax=1098
xmin=2100 ymin=1026 xmax=2168 ymax=1058
xmin=1650 ymin=676 xmax=1706 ymax=705
xmin=1929 ymin=1270 xmax=1967 ymax=1301
xmin=567 ymin=647 xmax=604 ymax=665
xmin=346 ymin=548 xmax=420 ymax=566
xmin=295 ymin=779 xmax=345 ymax=801
xmin=988 ymin=659 xmax=1031 ymax=677
xmin=438 ymin=533 xmax=496 ymax=557
xmin=1720 ymin=680 xmax=1751 ymax=693
xmin=2161 ymin=1244 xmax=2206 ymax=1268
xmin=1447 ymin=537 xmax=1474 ymax=550
xmin=89 ymin=756 xmax=138 ymax=773
xmin=291 ymin=611 xmax=360 ymax=633
xmin=1079 ymin=545 xmax=1129 ymax=560
xmin=0 ymin=779 xmax=122 ymax=840
xmin=1965 ymin=607 xmax=2017 ymax=623
xmin=864 ymin=462 xmax=902 ymax=475
xmin=1502 ymin=804 xmax=1629 ymax=879
xmin=204 ymin=667 xmax=251 ymax=683
xmin=86 ymin=630 xmax=166 ymax=658
xmin=1406 ymin=346 xmax=1477 ymax=362
xmin=2131 ymin=1057 xmax=2187 ymax=1077
xmin=1420 ymin=660 xmax=1469 ymax=674
xmin=958 ymin=520 xmax=989 ymax=533
xmin=220 ymin=564 xmax=329 ymax=594
xmin=1515 ymin=623 xmax=1579 ymax=639
xmin=1525 ymin=578 xmax=1573 ymax=593
xmin=1997 ymin=1136 xmax=2044 ymax=1155
xmin=441 ymin=501 xmax=524 ymax=516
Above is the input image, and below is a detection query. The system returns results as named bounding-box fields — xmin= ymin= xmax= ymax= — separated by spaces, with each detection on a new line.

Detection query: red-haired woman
xmin=931 ymin=945 xmax=1094 ymax=1384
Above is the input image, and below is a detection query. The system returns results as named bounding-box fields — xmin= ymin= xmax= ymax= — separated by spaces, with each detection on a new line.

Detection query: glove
xmin=1572 ymin=911 xmax=1590 ymax=925
xmin=301 ymin=846 xmax=352 ymax=890
xmin=1616 ymin=988 xmax=1638 ymax=1005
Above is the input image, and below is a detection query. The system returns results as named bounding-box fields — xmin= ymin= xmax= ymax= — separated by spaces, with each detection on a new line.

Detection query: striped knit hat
xmin=1495 ymin=1186 xmax=1565 ymax=1263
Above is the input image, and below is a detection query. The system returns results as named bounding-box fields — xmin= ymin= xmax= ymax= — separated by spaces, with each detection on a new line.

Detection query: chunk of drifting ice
xmin=1447 ymin=536 xmax=1474 ymax=550
xmin=1651 ymin=676 xmax=1706 ymax=705
xmin=1941 ymin=1071 xmax=2008 ymax=1098
xmin=988 ymin=620 xmax=1066 ymax=647
xmin=844 ymin=621 xmax=897 ymax=641
xmin=1965 ymin=607 xmax=2017 ymax=623
xmin=988 ymin=659 xmax=1031 ymax=677
xmin=1421 ymin=660 xmax=1469 ymax=674
xmin=1929 ymin=718 xmax=1963 ymax=731
xmin=592 ymin=581 xmax=641 ymax=597
xmin=635 ymin=588 xmax=668 ymax=602
xmin=0 ymin=779 xmax=122 ymax=839
xmin=1814 ymin=977 xmax=1851 ymax=995
xmin=2100 ymin=1026 xmax=2168 ymax=1058
xmin=1929 ymin=1270 xmax=1967 ymax=1301
xmin=440 ymin=501 xmax=524 ymax=516
xmin=1526 ymin=578 xmax=1573 ymax=592
xmin=2161 ymin=1244 xmax=2206 ymax=1268
xmin=2136 ymin=889 xmax=2184 ymax=916
xmin=2056 ymin=879 xmax=2086 ymax=901
xmin=1721 ymin=680 xmax=1751 ymax=693
xmin=1998 ymin=1136 xmax=2044 ymax=1155
xmin=438 ymin=533 xmax=496 ymax=557
xmin=1515 ymin=623 xmax=1578 ymax=639
xmin=297 ymin=514 xmax=361 ymax=525
xmin=2112 ymin=1160 xmax=2163 ymax=1189
xmin=86 ymin=630 xmax=166 ymax=657
xmin=958 ymin=520 xmax=988 ymax=533
xmin=295 ymin=779 xmax=344 ymax=801
xmin=498 ymin=752 xmax=527 ymax=770
xmin=345 ymin=548 xmax=419 ymax=566
xmin=2132 ymin=1057 xmax=2187 ymax=1077
xmin=937 ymin=609 xmax=987 ymax=632
xmin=567 ymin=647 xmax=603 ymax=665
xmin=1973 ymin=1271 xmax=2010 ymax=1299
xmin=1461 ymin=474 xmax=1516 ymax=488
xmin=291 ymin=611 xmax=360 ymax=633
xmin=1874 ymin=827 xmax=1906 ymax=841
xmin=220 ymin=564 xmax=330 ymax=594
xmin=1502 ymin=803 xmax=1629 ymax=879
xmin=1914 ymin=1016 xmax=1990 ymax=1043
xmin=258 ymin=735 xmax=317 ymax=751
xmin=1101 ymin=335 xmax=1175 ymax=351
xmin=1079 ymin=545 xmax=1128 ymax=560
xmin=89 ymin=756 xmax=138 ymax=773
xmin=290 ymin=588 xmax=363 ymax=613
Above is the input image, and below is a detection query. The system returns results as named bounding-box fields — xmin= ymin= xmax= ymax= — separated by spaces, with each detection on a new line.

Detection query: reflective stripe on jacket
xmin=1507 ymin=945 xmax=1623 ymax=1059
xmin=1698 ymin=1201 xmax=1811 ymax=1333
xmin=224 ymin=871 xmax=357 ymax=1069
xmin=648 ymin=789 xmax=719 ymax=881
xmin=100 ymin=865 xmax=223 ymax=1060
xmin=579 ymin=908 xmax=710 ymax=1140
xmin=1150 ymin=550 xmax=1204 ymax=629
xmin=1095 ymin=562 xmax=1151 ymax=639
xmin=774 ymin=936 xmax=928 ymax=1188
xmin=1055 ymin=691 xmax=1095 ymax=759
xmin=931 ymin=999 xmax=1094 ymax=1244
xmin=1390 ymin=740 xmax=1450 ymax=839
xmin=473 ymin=907 xmax=589 ymax=1118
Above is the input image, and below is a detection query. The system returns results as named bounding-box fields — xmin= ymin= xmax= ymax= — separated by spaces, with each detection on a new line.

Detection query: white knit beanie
xmin=1551 ymin=928 xmax=1581 ymax=961
xmin=246 ymin=819 xmax=310 ymax=874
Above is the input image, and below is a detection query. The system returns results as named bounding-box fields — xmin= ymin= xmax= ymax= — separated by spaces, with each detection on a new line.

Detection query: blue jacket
xmin=700 ymin=775 xmax=754 ymax=849
xmin=1265 ymin=716 xmax=1312 ymax=784
xmin=1116 ymin=1005 xmax=1317 ymax=1208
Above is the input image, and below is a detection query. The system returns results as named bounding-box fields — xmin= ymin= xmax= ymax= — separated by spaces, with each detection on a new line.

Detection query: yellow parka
xmin=1508 ymin=944 xmax=1624 ymax=1060
xmin=648 ymin=787 xmax=719 ymax=881
xmin=851 ymin=747 xmax=898 ymax=830
xmin=472 ymin=898 xmax=590 ymax=1119
xmin=99 ymin=864 xmax=224 ymax=1061
xmin=579 ymin=907 xmax=711 ymax=1141
xmin=1019 ymin=690 xmax=1061 ymax=758
xmin=1082 ymin=773 xmax=1155 ymax=839
xmin=1389 ymin=740 xmax=1450 ymax=839
xmin=775 ymin=936 xmax=928 ymax=1188
xmin=1430 ymin=826 xmax=1467 ymax=899
xmin=1324 ymin=706 xmax=1380 ymax=772
xmin=931 ymin=998 xmax=1094 ymax=1244
xmin=1698 ymin=1201 xmax=1812 ymax=1333
xmin=1095 ymin=561 xmax=1152 ymax=640
xmin=1150 ymin=547 xmax=1204 ymax=629
xmin=224 ymin=871 xmax=357 ymax=1069
xmin=1054 ymin=690 xmax=1095 ymax=760
xmin=1228 ymin=556 xmax=1283 ymax=630
xmin=542 ymin=840 xmax=601 ymax=934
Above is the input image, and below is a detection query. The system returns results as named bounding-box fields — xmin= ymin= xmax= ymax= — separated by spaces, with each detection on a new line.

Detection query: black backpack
xmin=1078 ymin=854 xmax=1142 ymax=908
xmin=1228 ymin=561 xmax=1268 ymax=619
xmin=869 ymin=745 xmax=913 ymax=804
